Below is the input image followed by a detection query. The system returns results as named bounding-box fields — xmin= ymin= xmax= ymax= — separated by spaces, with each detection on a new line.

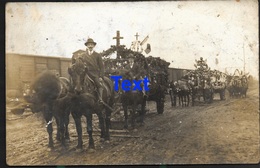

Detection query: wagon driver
xmin=73 ymin=38 xmax=105 ymax=103
xmin=124 ymin=54 xmax=147 ymax=97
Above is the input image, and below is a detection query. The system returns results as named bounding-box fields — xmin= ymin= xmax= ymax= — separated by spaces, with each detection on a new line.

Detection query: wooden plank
xmin=20 ymin=56 xmax=35 ymax=82
xmin=35 ymin=63 xmax=48 ymax=75
xmin=47 ymin=58 xmax=60 ymax=70
xmin=94 ymin=128 xmax=129 ymax=134
xmin=35 ymin=57 xmax=47 ymax=64
xmin=71 ymin=134 xmax=139 ymax=138
xmin=6 ymin=54 xmax=21 ymax=90
xmin=60 ymin=60 xmax=71 ymax=78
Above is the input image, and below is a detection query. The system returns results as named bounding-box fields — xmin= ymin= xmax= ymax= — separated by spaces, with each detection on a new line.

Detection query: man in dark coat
xmin=124 ymin=54 xmax=141 ymax=80
xmin=124 ymin=54 xmax=147 ymax=96
xmin=72 ymin=38 xmax=105 ymax=102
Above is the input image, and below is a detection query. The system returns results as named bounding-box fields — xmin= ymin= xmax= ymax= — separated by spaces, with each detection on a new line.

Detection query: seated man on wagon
xmin=124 ymin=54 xmax=147 ymax=97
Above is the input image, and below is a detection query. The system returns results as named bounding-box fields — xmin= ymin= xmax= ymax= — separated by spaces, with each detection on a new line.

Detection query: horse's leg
xmin=203 ymin=89 xmax=206 ymax=102
xmin=64 ymin=108 xmax=70 ymax=141
xmin=44 ymin=105 xmax=54 ymax=148
xmin=181 ymin=94 xmax=184 ymax=107
xmin=173 ymin=94 xmax=176 ymax=107
xmin=187 ymin=93 xmax=190 ymax=106
xmin=123 ymin=104 xmax=128 ymax=129
xmin=192 ymin=90 xmax=195 ymax=106
xmin=210 ymin=90 xmax=214 ymax=103
xmin=183 ymin=91 xmax=187 ymax=107
xmin=104 ymin=109 xmax=111 ymax=141
xmin=72 ymin=113 xmax=83 ymax=149
xmin=55 ymin=116 xmax=61 ymax=142
xmin=140 ymin=101 xmax=146 ymax=126
xmin=156 ymin=100 xmax=160 ymax=113
xmin=59 ymin=116 xmax=66 ymax=148
xmin=184 ymin=93 xmax=187 ymax=107
xmin=86 ymin=113 xmax=95 ymax=149
xmin=169 ymin=90 xmax=174 ymax=107
xmin=131 ymin=105 xmax=136 ymax=129
xmin=178 ymin=94 xmax=181 ymax=106
xmin=182 ymin=94 xmax=185 ymax=107
xmin=97 ymin=111 xmax=105 ymax=140
xmin=46 ymin=123 xmax=54 ymax=148
xmin=182 ymin=94 xmax=184 ymax=107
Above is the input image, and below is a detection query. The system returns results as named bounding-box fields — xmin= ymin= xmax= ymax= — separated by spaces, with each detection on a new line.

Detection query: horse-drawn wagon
xmin=101 ymin=46 xmax=170 ymax=114
xmin=169 ymin=57 xmax=229 ymax=106
xmin=227 ymin=69 xmax=249 ymax=98
xmin=100 ymin=45 xmax=170 ymax=129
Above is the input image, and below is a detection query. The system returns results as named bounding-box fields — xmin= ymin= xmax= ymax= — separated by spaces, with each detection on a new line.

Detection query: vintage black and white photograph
xmin=5 ymin=1 xmax=259 ymax=165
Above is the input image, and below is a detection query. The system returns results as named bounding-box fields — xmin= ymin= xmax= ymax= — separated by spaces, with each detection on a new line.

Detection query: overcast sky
xmin=6 ymin=1 xmax=259 ymax=79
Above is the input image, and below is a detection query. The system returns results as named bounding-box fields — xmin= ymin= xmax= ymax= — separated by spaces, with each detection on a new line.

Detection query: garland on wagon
xmin=99 ymin=45 xmax=170 ymax=87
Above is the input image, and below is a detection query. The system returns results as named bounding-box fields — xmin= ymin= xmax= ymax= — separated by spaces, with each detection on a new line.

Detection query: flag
xmin=140 ymin=35 xmax=149 ymax=46
xmin=145 ymin=43 xmax=151 ymax=54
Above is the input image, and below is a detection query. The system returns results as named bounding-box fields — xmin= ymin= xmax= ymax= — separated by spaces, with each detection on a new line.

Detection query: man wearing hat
xmin=124 ymin=54 xmax=147 ymax=97
xmin=73 ymin=38 xmax=105 ymax=103
xmin=124 ymin=54 xmax=140 ymax=79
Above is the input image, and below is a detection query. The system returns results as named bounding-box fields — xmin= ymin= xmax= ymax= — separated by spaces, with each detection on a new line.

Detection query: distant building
xmin=168 ymin=67 xmax=193 ymax=82
xmin=6 ymin=53 xmax=71 ymax=91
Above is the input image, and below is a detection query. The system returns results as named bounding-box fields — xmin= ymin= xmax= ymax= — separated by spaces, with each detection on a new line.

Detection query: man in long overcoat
xmin=72 ymin=38 xmax=105 ymax=102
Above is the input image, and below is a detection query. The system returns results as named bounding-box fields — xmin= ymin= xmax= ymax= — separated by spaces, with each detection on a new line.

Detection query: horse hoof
xmin=48 ymin=143 xmax=54 ymax=148
xmin=88 ymin=148 xmax=96 ymax=153
xmin=75 ymin=148 xmax=84 ymax=153
xmin=61 ymin=146 xmax=68 ymax=152
xmin=47 ymin=147 xmax=53 ymax=152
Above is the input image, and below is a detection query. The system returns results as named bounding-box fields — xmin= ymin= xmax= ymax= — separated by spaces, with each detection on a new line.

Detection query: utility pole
xmin=243 ymin=42 xmax=245 ymax=75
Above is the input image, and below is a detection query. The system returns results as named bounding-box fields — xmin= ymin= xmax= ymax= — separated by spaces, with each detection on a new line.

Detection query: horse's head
xmin=26 ymin=71 xmax=62 ymax=113
xmin=68 ymin=57 xmax=87 ymax=95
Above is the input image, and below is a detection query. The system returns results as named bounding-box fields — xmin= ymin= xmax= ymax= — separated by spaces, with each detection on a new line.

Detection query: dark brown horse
xmin=175 ymin=79 xmax=191 ymax=107
xmin=24 ymin=71 xmax=72 ymax=149
xmin=68 ymin=57 xmax=115 ymax=150
xmin=188 ymin=71 xmax=213 ymax=105
xmin=116 ymin=68 xmax=147 ymax=130
xmin=146 ymin=73 xmax=167 ymax=114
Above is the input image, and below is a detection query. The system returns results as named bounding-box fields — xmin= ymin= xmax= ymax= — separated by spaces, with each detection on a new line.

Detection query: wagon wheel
xmin=220 ymin=89 xmax=225 ymax=100
xmin=157 ymin=98 xmax=164 ymax=114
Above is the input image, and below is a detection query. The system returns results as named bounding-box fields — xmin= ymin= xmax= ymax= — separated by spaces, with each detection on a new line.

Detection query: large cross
xmin=135 ymin=32 xmax=139 ymax=41
xmin=113 ymin=30 xmax=124 ymax=47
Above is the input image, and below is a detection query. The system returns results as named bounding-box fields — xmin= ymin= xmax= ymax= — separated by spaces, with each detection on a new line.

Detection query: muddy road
xmin=6 ymin=81 xmax=259 ymax=165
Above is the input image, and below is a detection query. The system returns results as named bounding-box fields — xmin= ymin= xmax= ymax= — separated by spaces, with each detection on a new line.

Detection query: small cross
xmin=135 ymin=32 xmax=139 ymax=41
xmin=113 ymin=30 xmax=124 ymax=47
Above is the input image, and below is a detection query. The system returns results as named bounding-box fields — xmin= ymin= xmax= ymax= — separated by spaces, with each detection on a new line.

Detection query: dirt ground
xmin=6 ymin=81 xmax=259 ymax=166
